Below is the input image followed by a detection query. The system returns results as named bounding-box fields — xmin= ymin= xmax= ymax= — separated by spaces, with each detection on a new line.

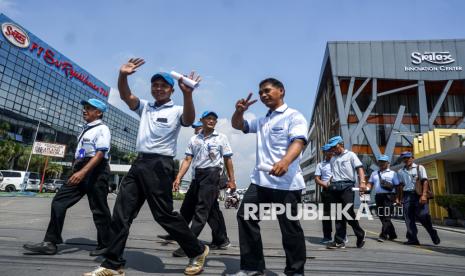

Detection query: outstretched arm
xmin=179 ymin=72 xmax=201 ymax=126
xmin=231 ymin=93 xmax=257 ymax=130
xmin=118 ymin=58 xmax=145 ymax=110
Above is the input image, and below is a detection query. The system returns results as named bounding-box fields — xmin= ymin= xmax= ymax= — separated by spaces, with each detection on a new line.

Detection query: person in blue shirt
xmin=24 ymin=98 xmax=112 ymax=257
xmin=367 ymin=155 xmax=400 ymax=242
xmin=398 ymin=151 xmax=440 ymax=246
xmin=315 ymin=144 xmax=333 ymax=243
xmin=84 ymin=58 xmax=208 ymax=276
xmin=230 ymin=78 xmax=308 ymax=276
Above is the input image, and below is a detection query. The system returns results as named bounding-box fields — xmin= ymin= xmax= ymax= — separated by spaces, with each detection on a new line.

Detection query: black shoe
xmin=89 ymin=247 xmax=107 ymax=256
xmin=432 ymin=232 xmax=441 ymax=245
xmin=326 ymin=241 xmax=345 ymax=249
xmin=173 ymin=247 xmax=186 ymax=257
xmin=356 ymin=231 xmax=366 ymax=248
xmin=158 ymin=234 xmax=174 ymax=241
xmin=210 ymin=239 xmax=231 ymax=250
xmin=23 ymin=241 xmax=57 ymax=255
xmin=403 ymin=240 xmax=420 ymax=245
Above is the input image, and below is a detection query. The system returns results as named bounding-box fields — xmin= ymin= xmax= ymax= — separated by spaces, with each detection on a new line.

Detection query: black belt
xmin=138 ymin=153 xmax=172 ymax=159
xmin=331 ymin=180 xmax=355 ymax=185
xmin=195 ymin=167 xmax=221 ymax=173
xmin=403 ymin=191 xmax=416 ymax=194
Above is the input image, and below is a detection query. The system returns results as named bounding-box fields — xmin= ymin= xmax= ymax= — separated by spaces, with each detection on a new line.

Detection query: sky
xmin=2 ymin=0 xmax=465 ymax=187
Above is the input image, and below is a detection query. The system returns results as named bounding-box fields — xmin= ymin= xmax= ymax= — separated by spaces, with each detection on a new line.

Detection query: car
xmin=44 ymin=179 xmax=66 ymax=193
xmin=0 ymin=171 xmax=3 ymax=183
xmin=0 ymin=170 xmax=29 ymax=192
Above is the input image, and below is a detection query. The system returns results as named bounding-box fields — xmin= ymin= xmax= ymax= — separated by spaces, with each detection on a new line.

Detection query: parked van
xmin=0 ymin=170 xmax=41 ymax=192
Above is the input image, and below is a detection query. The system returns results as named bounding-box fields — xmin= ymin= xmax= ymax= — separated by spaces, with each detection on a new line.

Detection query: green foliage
xmin=435 ymin=194 xmax=465 ymax=215
xmin=122 ymin=152 xmax=137 ymax=164
xmin=172 ymin=191 xmax=185 ymax=200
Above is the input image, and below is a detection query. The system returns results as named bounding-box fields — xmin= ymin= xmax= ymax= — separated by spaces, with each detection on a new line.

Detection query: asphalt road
xmin=0 ymin=195 xmax=464 ymax=275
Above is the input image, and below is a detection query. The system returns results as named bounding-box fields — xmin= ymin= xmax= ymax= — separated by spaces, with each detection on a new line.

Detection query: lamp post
xmin=23 ymin=107 xmax=46 ymax=191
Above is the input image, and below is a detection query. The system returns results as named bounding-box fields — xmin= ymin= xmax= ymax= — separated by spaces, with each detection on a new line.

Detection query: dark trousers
xmin=321 ymin=190 xmax=332 ymax=239
xmin=403 ymin=192 xmax=438 ymax=242
xmin=237 ymin=184 xmax=306 ymax=275
xmin=44 ymin=159 xmax=111 ymax=249
xmin=329 ymin=186 xmax=365 ymax=243
xmin=179 ymin=167 xmax=228 ymax=245
xmin=102 ymin=154 xmax=204 ymax=269
xmin=375 ymin=193 xmax=397 ymax=239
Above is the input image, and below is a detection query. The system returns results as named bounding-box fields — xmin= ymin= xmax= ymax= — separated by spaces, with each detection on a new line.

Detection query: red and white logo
xmin=1 ymin=22 xmax=30 ymax=48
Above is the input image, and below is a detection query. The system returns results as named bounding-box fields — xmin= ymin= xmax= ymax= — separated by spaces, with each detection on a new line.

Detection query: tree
xmin=46 ymin=162 xmax=63 ymax=179
xmin=0 ymin=122 xmax=24 ymax=170
xmin=16 ymin=146 xmax=45 ymax=173
xmin=122 ymin=152 xmax=137 ymax=164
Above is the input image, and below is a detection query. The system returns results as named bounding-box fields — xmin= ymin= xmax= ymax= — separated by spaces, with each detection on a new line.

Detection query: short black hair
xmin=259 ymin=78 xmax=285 ymax=90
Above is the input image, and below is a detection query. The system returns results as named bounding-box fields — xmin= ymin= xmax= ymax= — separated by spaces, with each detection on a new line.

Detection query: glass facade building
xmin=301 ymin=39 xmax=465 ymax=202
xmin=0 ymin=14 xmax=138 ymax=162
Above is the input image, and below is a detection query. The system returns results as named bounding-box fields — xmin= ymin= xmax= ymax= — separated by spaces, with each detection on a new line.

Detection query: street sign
xmin=32 ymin=141 xmax=66 ymax=158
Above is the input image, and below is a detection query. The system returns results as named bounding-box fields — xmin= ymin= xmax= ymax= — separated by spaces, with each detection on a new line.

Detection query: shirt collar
xmin=199 ymin=130 xmax=219 ymax=139
xmin=266 ymin=103 xmax=288 ymax=117
xmin=85 ymin=119 xmax=102 ymax=128
xmin=149 ymin=100 xmax=174 ymax=108
xmin=403 ymin=163 xmax=418 ymax=170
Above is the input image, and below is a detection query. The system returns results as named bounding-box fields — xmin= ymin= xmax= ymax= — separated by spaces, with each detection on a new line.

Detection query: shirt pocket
xmin=154 ymin=118 xmax=172 ymax=136
xmin=269 ymin=126 xmax=288 ymax=147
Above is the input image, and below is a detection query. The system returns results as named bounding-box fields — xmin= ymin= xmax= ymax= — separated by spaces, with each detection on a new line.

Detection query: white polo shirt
xmin=243 ymin=103 xmax=308 ymax=191
xmin=74 ymin=119 xmax=111 ymax=160
xmin=185 ymin=130 xmax=233 ymax=170
xmin=397 ymin=163 xmax=428 ymax=191
xmin=330 ymin=149 xmax=363 ymax=182
xmin=133 ymin=99 xmax=187 ymax=156
xmin=315 ymin=160 xmax=332 ymax=183
xmin=368 ymin=168 xmax=400 ymax=194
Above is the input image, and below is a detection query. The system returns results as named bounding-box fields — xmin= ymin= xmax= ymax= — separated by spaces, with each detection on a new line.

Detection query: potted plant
xmin=435 ymin=195 xmax=465 ymax=227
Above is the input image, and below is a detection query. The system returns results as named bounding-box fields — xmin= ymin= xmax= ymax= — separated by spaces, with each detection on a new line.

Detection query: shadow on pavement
xmin=420 ymin=245 xmax=465 ymax=257
xmin=304 ymin=235 xmax=323 ymax=245
xmin=124 ymin=250 xmax=185 ymax=274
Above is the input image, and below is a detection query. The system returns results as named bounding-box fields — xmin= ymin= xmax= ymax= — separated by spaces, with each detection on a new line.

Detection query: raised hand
xmin=120 ymin=58 xmax=145 ymax=76
xmin=235 ymin=93 xmax=257 ymax=113
xmin=179 ymin=71 xmax=201 ymax=94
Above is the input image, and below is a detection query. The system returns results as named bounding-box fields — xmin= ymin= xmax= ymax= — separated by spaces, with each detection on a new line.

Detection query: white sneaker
xmin=82 ymin=266 xmax=125 ymax=276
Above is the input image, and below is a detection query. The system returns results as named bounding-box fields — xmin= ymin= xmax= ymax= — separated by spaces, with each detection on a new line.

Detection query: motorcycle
xmin=224 ymin=191 xmax=240 ymax=209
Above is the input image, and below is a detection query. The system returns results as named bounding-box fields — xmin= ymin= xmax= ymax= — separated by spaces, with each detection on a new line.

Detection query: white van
xmin=0 ymin=170 xmax=41 ymax=192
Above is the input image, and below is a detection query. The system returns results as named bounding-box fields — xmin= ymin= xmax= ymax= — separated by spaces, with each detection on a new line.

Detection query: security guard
xmin=24 ymin=98 xmax=112 ymax=257
xmin=171 ymin=110 xmax=236 ymax=257
xmin=367 ymin=155 xmax=400 ymax=242
xmin=84 ymin=58 xmax=208 ymax=276
xmin=315 ymin=144 xmax=333 ymax=243
xmin=158 ymin=118 xmax=231 ymax=252
xmin=231 ymin=78 xmax=308 ymax=276
xmin=398 ymin=151 xmax=440 ymax=245
xmin=325 ymin=135 xmax=366 ymax=249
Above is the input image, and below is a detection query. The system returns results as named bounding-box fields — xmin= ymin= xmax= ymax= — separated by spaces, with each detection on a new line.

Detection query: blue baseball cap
xmin=201 ymin=110 xmax=218 ymax=119
xmin=80 ymin=98 xmax=107 ymax=112
xmin=377 ymin=155 xmax=390 ymax=162
xmin=321 ymin=144 xmax=331 ymax=152
xmin=400 ymin=151 xmax=413 ymax=159
xmin=191 ymin=121 xmax=203 ymax=128
xmin=327 ymin=136 xmax=344 ymax=148
xmin=151 ymin=72 xmax=175 ymax=87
